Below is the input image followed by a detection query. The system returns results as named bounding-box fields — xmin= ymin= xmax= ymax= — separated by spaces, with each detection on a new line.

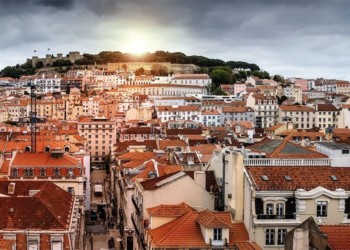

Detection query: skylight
xmin=330 ymin=175 xmax=338 ymax=181
xmin=284 ymin=175 xmax=292 ymax=181
xmin=261 ymin=175 xmax=269 ymax=181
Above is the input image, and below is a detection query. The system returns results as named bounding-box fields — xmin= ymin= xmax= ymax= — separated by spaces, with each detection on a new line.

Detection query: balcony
xmin=257 ymin=214 xmax=296 ymax=220
xmin=244 ymin=158 xmax=331 ymax=166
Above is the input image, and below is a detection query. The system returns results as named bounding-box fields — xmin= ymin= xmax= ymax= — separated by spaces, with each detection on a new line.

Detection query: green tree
xmin=251 ymin=70 xmax=270 ymax=79
xmin=210 ymin=68 xmax=233 ymax=85
xmin=273 ymin=74 xmax=285 ymax=83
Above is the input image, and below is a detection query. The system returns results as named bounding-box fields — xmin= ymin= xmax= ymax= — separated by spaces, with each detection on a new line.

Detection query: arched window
xmin=25 ymin=146 xmax=31 ymax=152
xmin=64 ymin=146 xmax=70 ymax=152
xmin=45 ymin=146 xmax=51 ymax=153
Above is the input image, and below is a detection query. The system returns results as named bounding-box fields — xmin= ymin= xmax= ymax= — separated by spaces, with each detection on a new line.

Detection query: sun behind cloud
xmin=126 ymin=40 xmax=149 ymax=55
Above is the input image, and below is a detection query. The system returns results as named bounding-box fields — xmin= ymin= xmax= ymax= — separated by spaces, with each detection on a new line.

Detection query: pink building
xmin=295 ymin=78 xmax=308 ymax=90
xmin=234 ymin=83 xmax=246 ymax=95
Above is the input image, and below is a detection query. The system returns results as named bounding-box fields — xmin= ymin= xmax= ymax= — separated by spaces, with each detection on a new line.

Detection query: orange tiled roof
xmin=0 ymin=160 xmax=10 ymax=175
xmin=147 ymin=202 xmax=195 ymax=217
xmin=148 ymin=208 xmax=254 ymax=248
xmin=196 ymin=210 xmax=232 ymax=228
xmin=280 ymin=105 xmax=315 ymax=112
xmin=148 ymin=211 xmax=208 ymax=248
xmin=11 ymin=152 xmax=79 ymax=167
xmin=320 ymin=225 xmax=350 ymax=249
xmin=246 ymin=166 xmax=350 ymax=191
xmin=0 ymin=181 xmax=73 ymax=230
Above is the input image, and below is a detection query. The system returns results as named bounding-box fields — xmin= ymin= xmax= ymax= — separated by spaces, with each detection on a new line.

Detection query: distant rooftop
xmin=316 ymin=142 xmax=350 ymax=150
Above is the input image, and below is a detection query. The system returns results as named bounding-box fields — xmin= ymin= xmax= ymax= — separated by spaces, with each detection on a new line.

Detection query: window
xmin=342 ymin=150 xmax=350 ymax=154
xmin=68 ymin=168 xmax=74 ymax=177
xmin=24 ymin=168 xmax=34 ymax=177
xmin=40 ymin=168 xmax=46 ymax=177
xmin=266 ymin=203 xmax=274 ymax=215
xmin=265 ymin=229 xmax=275 ymax=245
xmin=11 ymin=168 xmax=18 ymax=177
xmin=54 ymin=168 xmax=60 ymax=177
xmin=276 ymin=203 xmax=284 ymax=217
xmin=213 ymin=228 xmax=222 ymax=241
xmin=277 ymin=229 xmax=287 ymax=245
xmin=317 ymin=201 xmax=327 ymax=217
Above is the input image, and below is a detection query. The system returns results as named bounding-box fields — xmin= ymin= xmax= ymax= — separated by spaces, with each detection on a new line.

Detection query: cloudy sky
xmin=1 ymin=0 xmax=349 ymax=80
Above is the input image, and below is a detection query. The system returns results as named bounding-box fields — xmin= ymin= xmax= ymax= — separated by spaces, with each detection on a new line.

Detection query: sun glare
xmin=127 ymin=40 xmax=148 ymax=55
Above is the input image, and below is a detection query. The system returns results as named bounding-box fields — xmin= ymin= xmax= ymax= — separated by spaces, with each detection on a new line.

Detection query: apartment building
xmin=77 ymin=116 xmax=117 ymax=162
xmin=201 ymin=109 xmax=222 ymax=127
xmin=314 ymin=104 xmax=339 ymax=129
xmin=283 ymin=84 xmax=302 ymax=104
xmin=245 ymin=166 xmax=350 ymax=249
xmin=34 ymin=76 xmax=61 ymax=94
xmin=170 ymin=73 xmax=212 ymax=87
xmin=278 ymin=105 xmax=315 ymax=129
xmin=336 ymin=80 xmax=350 ymax=96
xmin=7 ymin=151 xmax=85 ymax=199
xmin=156 ymin=105 xmax=201 ymax=122
xmin=221 ymin=106 xmax=255 ymax=124
xmin=246 ymin=93 xmax=278 ymax=128
xmin=121 ymin=83 xmax=206 ymax=98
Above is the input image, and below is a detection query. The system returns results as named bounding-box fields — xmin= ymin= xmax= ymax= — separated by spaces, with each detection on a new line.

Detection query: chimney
xmin=194 ymin=171 xmax=206 ymax=189
xmin=8 ymin=183 xmax=15 ymax=195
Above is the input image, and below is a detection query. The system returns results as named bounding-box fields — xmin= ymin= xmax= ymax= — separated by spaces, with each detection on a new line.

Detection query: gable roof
xmin=248 ymin=139 xmax=327 ymax=159
xmin=0 ymin=181 xmax=73 ymax=230
xmin=148 ymin=208 xmax=255 ymax=249
xmin=147 ymin=202 xmax=195 ymax=217
xmin=196 ymin=210 xmax=232 ymax=228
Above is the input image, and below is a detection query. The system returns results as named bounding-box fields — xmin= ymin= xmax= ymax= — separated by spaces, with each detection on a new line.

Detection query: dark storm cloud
xmin=1 ymin=0 xmax=350 ymax=79
xmin=34 ymin=0 xmax=75 ymax=9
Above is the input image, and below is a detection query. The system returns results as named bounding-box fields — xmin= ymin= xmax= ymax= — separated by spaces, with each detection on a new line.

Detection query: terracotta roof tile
xmin=196 ymin=210 xmax=232 ymax=228
xmin=11 ymin=152 xmax=79 ymax=167
xmin=148 ymin=211 xmax=208 ymax=248
xmin=320 ymin=225 xmax=350 ymax=250
xmin=0 ymin=181 xmax=72 ymax=230
xmin=147 ymin=202 xmax=195 ymax=217
xmin=247 ymin=166 xmax=350 ymax=191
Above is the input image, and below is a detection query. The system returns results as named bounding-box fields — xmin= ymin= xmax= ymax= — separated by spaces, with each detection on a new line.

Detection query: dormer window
xmin=54 ymin=168 xmax=60 ymax=177
xmin=40 ymin=168 xmax=46 ymax=177
xmin=11 ymin=168 xmax=18 ymax=177
xmin=213 ymin=228 xmax=222 ymax=241
xmin=64 ymin=146 xmax=70 ymax=152
xmin=24 ymin=168 xmax=34 ymax=177
xmin=68 ymin=168 xmax=74 ymax=177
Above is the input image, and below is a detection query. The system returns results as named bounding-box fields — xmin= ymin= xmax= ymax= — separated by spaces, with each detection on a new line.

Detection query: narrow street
xmin=85 ymin=169 xmax=121 ymax=250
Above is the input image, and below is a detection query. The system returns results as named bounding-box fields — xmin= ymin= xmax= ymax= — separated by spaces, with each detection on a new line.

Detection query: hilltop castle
xmin=29 ymin=51 xmax=83 ymax=67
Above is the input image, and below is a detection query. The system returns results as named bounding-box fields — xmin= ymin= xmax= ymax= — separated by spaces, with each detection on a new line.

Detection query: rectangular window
xmin=265 ymin=229 xmax=275 ymax=245
xmin=266 ymin=203 xmax=274 ymax=214
xmin=277 ymin=229 xmax=287 ymax=245
xmin=213 ymin=228 xmax=222 ymax=241
xmin=317 ymin=201 xmax=327 ymax=217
